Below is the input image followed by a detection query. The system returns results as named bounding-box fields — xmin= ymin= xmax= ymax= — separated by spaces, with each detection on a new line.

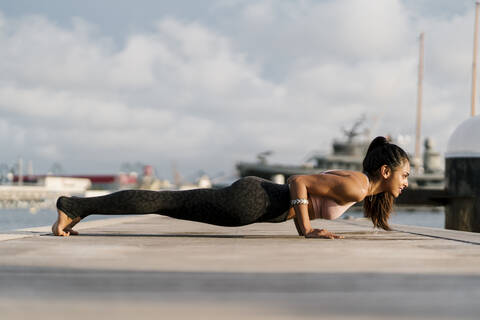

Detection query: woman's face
xmin=383 ymin=161 xmax=410 ymax=198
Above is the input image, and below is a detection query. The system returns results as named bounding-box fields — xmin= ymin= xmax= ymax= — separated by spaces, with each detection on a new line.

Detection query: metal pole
xmin=471 ymin=2 xmax=480 ymax=117
xmin=18 ymin=157 xmax=23 ymax=186
xmin=415 ymin=32 xmax=424 ymax=174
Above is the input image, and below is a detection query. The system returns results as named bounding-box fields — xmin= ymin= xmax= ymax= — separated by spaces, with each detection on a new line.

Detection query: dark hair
xmin=362 ymin=136 xmax=410 ymax=231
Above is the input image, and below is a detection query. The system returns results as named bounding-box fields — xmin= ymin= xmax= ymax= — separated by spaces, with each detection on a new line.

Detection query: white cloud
xmin=0 ymin=1 xmax=477 ymax=178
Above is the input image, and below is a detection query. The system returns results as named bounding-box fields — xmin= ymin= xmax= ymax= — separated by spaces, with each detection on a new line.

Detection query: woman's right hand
xmin=305 ymin=228 xmax=344 ymax=239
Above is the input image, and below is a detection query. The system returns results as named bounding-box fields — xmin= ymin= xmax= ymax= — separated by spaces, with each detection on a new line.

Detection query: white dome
xmin=446 ymin=115 xmax=480 ymax=158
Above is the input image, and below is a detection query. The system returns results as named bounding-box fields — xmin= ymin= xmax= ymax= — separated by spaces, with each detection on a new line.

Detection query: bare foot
xmin=52 ymin=209 xmax=81 ymax=236
xmin=64 ymin=218 xmax=81 ymax=235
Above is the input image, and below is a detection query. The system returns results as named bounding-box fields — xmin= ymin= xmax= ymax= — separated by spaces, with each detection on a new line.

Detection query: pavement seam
xmin=391 ymin=229 xmax=480 ymax=246
xmin=339 ymin=218 xmax=480 ymax=245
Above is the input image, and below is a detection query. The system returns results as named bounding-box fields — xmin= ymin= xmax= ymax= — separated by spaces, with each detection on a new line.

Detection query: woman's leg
xmin=52 ymin=176 xmax=290 ymax=236
xmin=53 ymin=188 xmax=233 ymax=236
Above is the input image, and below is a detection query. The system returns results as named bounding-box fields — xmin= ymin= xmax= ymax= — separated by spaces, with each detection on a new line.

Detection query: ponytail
xmin=362 ymin=136 xmax=409 ymax=231
xmin=363 ymin=192 xmax=394 ymax=231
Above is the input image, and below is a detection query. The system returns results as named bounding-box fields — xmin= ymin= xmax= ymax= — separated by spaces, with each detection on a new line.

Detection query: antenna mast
xmin=414 ymin=32 xmax=424 ymax=174
xmin=471 ymin=2 xmax=480 ymax=117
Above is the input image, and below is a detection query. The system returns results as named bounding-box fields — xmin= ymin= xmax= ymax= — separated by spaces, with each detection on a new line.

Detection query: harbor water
xmin=0 ymin=208 xmax=122 ymax=232
xmin=0 ymin=206 xmax=445 ymax=232
xmin=344 ymin=208 xmax=445 ymax=229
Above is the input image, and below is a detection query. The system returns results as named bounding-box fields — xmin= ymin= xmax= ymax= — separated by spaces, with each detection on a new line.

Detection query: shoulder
xmin=343 ymin=171 xmax=369 ymax=189
xmin=316 ymin=170 xmax=367 ymax=184
xmin=323 ymin=170 xmax=368 ymax=202
xmin=290 ymin=171 xmax=368 ymax=203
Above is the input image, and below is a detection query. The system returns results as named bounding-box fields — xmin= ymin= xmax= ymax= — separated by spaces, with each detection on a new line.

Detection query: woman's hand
xmin=305 ymin=228 xmax=344 ymax=239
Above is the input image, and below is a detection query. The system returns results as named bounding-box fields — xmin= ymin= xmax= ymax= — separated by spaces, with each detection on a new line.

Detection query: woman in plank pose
xmin=52 ymin=136 xmax=410 ymax=239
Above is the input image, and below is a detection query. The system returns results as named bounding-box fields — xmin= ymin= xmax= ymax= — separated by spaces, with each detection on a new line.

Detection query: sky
xmin=0 ymin=0 xmax=478 ymax=181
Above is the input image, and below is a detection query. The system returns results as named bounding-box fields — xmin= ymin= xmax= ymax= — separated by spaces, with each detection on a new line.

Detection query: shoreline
xmin=0 ymin=215 xmax=155 ymax=242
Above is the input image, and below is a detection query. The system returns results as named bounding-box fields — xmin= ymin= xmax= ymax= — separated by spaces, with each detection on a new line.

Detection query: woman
xmin=52 ymin=136 xmax=410 ymax=238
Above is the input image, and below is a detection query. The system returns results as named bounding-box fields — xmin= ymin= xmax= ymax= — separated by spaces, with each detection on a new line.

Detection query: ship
xmin=236 ymin=119 xmax=444 ymax=189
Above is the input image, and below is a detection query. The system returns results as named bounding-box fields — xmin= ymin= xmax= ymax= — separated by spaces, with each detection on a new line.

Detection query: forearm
xmin=293 ymin=215 xmax=304 ymax=236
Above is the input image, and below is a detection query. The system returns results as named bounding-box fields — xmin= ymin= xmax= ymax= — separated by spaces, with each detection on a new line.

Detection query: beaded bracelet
xmin=290 ymin=198 xmax=309 ymax=206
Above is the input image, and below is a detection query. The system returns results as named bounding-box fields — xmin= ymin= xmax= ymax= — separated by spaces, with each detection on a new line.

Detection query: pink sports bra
xmin=310 ymin=196 xmax=355 ymax=220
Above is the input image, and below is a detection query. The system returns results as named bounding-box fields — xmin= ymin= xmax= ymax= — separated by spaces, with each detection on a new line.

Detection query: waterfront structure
xmin=236 ymin=123 xmax=444 ymax=189
xmin=0 ymin=176 xmax=91 ymax=209
xmin=445 ymin=115 xmax=480 ymax=232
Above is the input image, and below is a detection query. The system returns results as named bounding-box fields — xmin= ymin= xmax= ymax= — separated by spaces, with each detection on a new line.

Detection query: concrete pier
xmin=1 ymin=215 xmax=480 ymax=320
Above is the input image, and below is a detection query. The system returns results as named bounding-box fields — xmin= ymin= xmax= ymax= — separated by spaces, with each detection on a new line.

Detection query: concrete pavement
xmin=1 ymin=215 xmax=479 ymax=319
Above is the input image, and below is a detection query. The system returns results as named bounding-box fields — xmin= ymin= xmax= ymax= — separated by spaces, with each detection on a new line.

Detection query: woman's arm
xmin=288 ymin=175 xmax=312 ymax=235
xmin=293 ymin=215 xmax=303 ymax=236
xmin=288 ymin=171 xmax=367 ymax=239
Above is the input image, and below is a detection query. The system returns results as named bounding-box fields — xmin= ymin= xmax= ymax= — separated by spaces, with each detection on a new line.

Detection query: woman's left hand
xmin=305 ymin=228 xmax=344 ymax=239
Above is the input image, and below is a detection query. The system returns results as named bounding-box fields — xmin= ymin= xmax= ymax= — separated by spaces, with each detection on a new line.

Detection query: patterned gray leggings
xmin=56 ymin=176 xmax=291 ymax=227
